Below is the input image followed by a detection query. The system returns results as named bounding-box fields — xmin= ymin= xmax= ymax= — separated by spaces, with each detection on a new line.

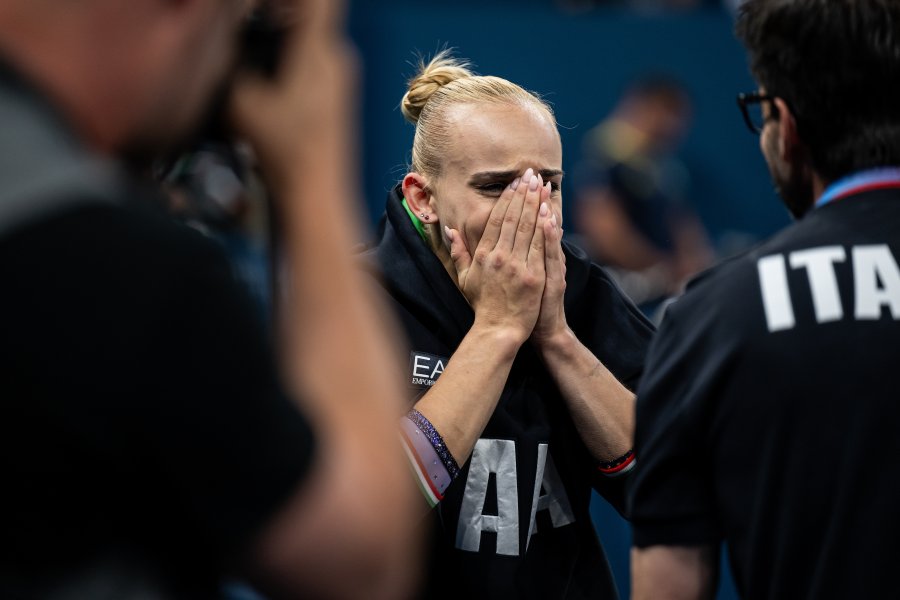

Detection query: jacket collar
xmin=0 ymin=55 xmax=123 ymax=236
xmin=364 ymin=184 xmax=474 ymax=345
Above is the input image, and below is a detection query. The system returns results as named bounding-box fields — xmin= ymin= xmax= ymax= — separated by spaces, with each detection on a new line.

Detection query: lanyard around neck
xmin=816 ymin=167 xmax=900 ymax=209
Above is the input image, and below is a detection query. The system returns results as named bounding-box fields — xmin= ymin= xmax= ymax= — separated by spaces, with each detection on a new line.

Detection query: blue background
xmin=348 ymin=0 xmax=791 ymax=244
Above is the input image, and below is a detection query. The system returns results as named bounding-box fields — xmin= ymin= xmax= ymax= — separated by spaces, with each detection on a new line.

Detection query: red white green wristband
xmin=399 ymin=411 xmax=459 ymax=507
xmin=597 ymin=449 xmax=636 ymax=477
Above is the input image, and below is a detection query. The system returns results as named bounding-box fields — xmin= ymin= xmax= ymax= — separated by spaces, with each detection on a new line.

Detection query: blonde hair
xmin=400 ymin=50 xmax=556 ymax=178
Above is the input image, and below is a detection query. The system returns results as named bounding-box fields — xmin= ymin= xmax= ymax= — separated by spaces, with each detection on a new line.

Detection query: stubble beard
xmin=763 ymin=130 xmax=815 ymax=220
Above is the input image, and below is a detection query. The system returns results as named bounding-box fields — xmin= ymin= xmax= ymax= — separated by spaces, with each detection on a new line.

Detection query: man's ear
xmin=401 ymin=173 xmax=436 ymax=222
xmin=773 ymin=97 xmax=804 ymax=163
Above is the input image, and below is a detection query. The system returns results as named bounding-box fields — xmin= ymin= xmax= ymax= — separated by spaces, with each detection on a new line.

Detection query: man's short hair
xmin=736 ymin=0 xmax=900 ymax=182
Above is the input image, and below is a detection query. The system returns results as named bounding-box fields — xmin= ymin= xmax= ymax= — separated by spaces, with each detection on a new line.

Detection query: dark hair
xmin=736 ymin=0 xmax=900 ymax=182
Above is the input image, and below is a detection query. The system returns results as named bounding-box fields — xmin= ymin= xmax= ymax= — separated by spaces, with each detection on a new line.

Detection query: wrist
xmin=468 ymin=318 xmax=528 ymax=358
xmin=532 ymin=325 xmax=578 ymax=358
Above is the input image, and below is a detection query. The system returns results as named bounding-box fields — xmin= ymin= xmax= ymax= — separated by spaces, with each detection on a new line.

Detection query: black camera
xmin=239 ymin=3 xmax=289 ymax=79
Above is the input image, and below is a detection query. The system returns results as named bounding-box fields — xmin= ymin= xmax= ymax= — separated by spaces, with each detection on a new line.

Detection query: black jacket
xmin=0 ymin=58 xmax=313 ymax=599
xmin=360 ymin=185 xmax=654 ymax=599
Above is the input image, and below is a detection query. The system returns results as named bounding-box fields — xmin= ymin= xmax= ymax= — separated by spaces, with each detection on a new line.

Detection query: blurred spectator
xmin=573 ymin=76 xmax=714 ymax=313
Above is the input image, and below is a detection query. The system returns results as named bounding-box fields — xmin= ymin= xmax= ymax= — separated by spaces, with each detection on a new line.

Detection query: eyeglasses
xmin=737 ymin=92 xmax=779 ymax=135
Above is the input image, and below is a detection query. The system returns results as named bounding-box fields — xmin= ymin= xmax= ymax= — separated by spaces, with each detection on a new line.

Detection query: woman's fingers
xmin=496 ymin=168 xmax=534 ymax=252
xmin=477 ymin=175 xmax=522 ymax=257
xmin=528 ymin=206 xmax=567 ymax=343
xmin=512 ymin=172 xmax=544 ymax=261
xmin=446 ymin=226 xmax=472 ymax=281
xmin=527 ymin=182 xmax=552 ymax=265
xmin=544 ymin=211 xmax=564 ymax=284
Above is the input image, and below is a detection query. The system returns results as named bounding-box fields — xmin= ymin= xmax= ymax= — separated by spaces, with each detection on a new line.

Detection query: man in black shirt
xmin=629 ymin=1 xmax=900 ymax=598
xmin=0 ymin=1 xmax=417 ymax=598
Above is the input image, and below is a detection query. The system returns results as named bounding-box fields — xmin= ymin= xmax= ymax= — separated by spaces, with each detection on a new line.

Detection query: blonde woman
xmin=362 ymin=52 xmax=654 ymax=599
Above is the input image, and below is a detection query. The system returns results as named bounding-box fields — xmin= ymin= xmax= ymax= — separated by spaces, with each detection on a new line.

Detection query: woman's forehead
xmin=443 ymin=102 xmax=562 ymax=176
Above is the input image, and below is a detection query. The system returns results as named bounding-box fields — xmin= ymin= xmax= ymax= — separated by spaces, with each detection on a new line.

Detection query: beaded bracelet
xmin=399 ymin=417 xmax=453 ymax=507
xmin=597 ymin=449 xmax=636 ymax=477
xmin=406 ymin=409 xmax=461 ymax=479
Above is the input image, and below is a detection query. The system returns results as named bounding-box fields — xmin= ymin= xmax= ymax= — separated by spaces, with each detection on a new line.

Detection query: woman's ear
xmin=401 ymin=173 xmax=437 ymax=223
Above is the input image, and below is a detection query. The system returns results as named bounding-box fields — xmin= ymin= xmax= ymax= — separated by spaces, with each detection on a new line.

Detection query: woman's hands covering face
xmin=530 ymin=205 xmax=568 ymax=347
xmin=444 ymin=168 xmax=557 ymax=346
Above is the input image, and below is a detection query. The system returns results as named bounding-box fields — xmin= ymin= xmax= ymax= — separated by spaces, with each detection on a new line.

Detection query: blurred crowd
xmin=572 ymin=76 xmax=714 ymax=317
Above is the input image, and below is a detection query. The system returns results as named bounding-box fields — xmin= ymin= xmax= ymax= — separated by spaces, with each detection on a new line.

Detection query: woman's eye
xmin=475 ymin=180 xmax=560 ymax=196
xmin=477 ymin=183 xmax=507 ymax=196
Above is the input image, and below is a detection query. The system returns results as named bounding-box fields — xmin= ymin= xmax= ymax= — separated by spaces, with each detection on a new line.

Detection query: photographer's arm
xmin=229 ymin=2 xmax=419 ymax=599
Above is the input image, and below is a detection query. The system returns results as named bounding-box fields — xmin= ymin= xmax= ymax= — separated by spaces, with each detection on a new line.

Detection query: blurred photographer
xmin=0 ymin=1 xmax=418 ymax=599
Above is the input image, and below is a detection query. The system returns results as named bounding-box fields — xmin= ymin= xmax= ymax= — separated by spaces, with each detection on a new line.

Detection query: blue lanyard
xmin=816 ymin=167 xmax=900 ymax=209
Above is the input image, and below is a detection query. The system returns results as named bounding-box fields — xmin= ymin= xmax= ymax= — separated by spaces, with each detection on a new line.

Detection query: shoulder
xmin=11 ymin=187 xmax=222 ymax=259
xmin=664 ymin=247 xmax=765 ymax=348
xmin=661 ymin=213 xmax=847 ymax=347
xmin=0 ymin=192 xmax=238 ymax=323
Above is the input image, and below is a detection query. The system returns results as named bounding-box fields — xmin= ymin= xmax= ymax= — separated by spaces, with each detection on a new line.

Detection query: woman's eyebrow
xmin=469 ymin=169 xmax=564 ymax=184
xmin=539 ymin=169 xmax=564 ymax=179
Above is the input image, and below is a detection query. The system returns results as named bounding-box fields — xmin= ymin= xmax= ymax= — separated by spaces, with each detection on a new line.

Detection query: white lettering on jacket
xmin=456 ymin=439 xmax=575 ymax=556
xmin=409 ymin=351 xmax=447 ymax=387
xmin=758 ymin=244 xmax=900 ymax=332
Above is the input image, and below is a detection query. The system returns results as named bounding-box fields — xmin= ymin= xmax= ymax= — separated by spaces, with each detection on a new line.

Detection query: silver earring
xmin=420 ymin=213 xmax=428 ymax=220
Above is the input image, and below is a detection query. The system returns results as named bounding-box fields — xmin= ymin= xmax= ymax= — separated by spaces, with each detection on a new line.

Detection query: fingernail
xmin=539 ymin=202 xmax=549 ymax=217
xmin=444 ymin=226 xmax=453 ymax=240
xmin=550 ymin=213 xmax=558 ymax=228
xmin=523 ymin=167 xmax=534 ymax=182
xmin=511 ymin=177 xmax=521 ymax=191
xmin=544 ymin=181 xmax=552 ymax=194
xmin=529 ymin=175 xmax=539 ymax=191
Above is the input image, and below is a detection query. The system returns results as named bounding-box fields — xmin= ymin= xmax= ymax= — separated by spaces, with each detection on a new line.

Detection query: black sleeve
xmin=589 ymin=471 xmax=630 ymax=517
xmin=144 ymin=230 xmax=316 ymax=560
xmin=627 ymin=297 xmax=728 ymax=547
xmin=0 ymin=204 xmax=316 ymax=569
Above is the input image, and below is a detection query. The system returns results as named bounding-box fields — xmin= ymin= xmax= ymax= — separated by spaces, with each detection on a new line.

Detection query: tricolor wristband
xmin=400 ymin=418 xmax=453 ymax=506
xmin=597 ymin=449 xmax=636 ymax=477
xmin=399 ymin=410 xmax=461 ymax=507
xmin=406 ymin=409 xmax=460 ymax=478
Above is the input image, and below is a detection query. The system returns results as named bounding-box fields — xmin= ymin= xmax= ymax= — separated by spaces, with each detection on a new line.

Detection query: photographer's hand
xmin=230 ymin=0 xmax=355 ymax=187
xmin=229 ymin=2 xmax=420 ymax=599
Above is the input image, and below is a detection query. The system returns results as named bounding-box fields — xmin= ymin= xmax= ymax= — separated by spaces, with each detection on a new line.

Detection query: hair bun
xmin=401 ymin=50 xmax=473 ymax=125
